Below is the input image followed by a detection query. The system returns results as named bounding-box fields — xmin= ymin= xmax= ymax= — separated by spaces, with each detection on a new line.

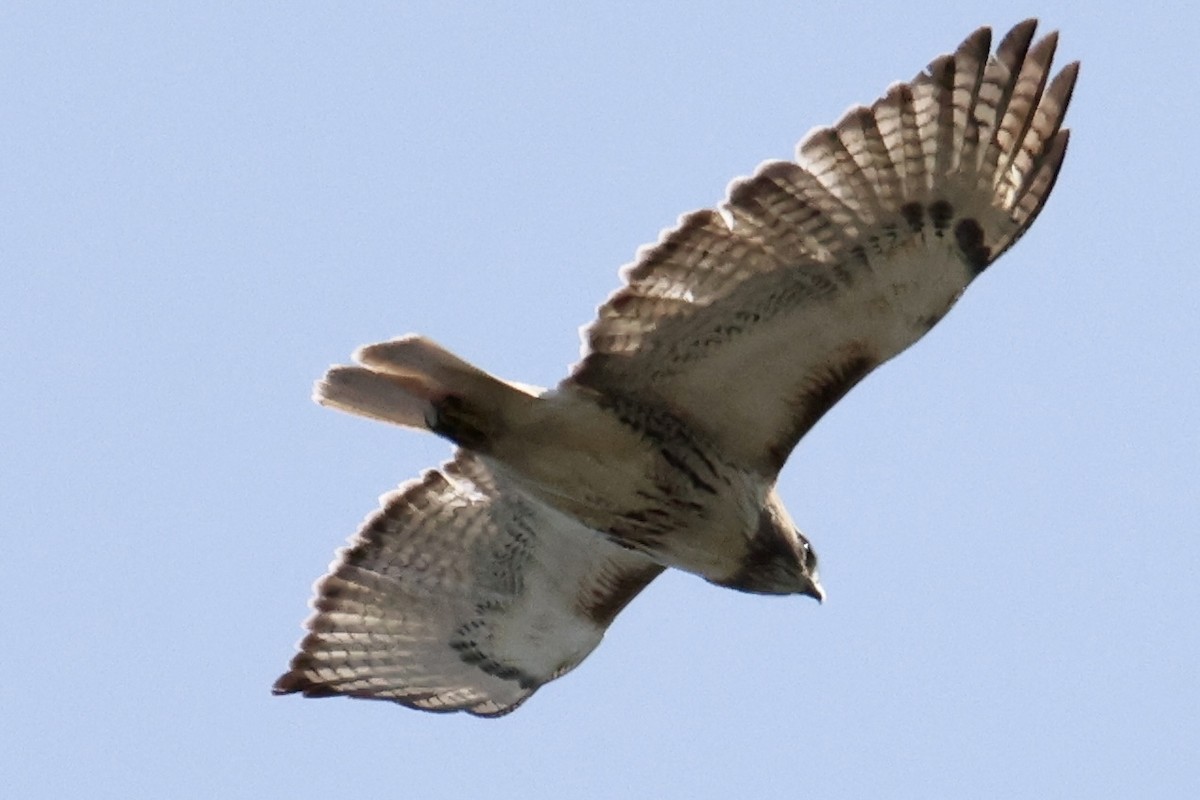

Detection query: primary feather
xmin=567 ymin=19 xmax=1075 ymax=475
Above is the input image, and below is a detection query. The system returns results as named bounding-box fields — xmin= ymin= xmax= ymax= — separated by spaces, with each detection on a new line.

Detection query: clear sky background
xmin=3 ymin=2 xmax=1197 ymax=798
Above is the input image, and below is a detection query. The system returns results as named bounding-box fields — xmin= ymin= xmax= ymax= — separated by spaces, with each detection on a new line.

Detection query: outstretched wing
xmin=566 ymin=20 xmax=1077 ymax=477
xmin=274 ymin=452 xmax=663 ymax=717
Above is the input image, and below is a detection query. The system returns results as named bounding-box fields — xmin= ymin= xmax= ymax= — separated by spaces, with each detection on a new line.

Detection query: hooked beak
xmin=804 ymin=576 xmax=826 ymax=604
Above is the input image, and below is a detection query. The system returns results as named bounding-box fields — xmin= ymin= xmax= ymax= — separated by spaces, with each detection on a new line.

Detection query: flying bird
xmin=275 ymin=20 xmax=1077 ymax=716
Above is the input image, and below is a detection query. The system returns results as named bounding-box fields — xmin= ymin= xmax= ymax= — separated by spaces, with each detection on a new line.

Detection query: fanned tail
xmin=315 ymin=335 xmax=540 ymax=451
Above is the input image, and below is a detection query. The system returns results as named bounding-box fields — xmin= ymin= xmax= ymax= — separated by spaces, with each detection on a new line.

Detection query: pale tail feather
xmin=315 ymin=367 xmax=434 ymax=429
xmin=315 ymin=335 xmax=539 ymax=451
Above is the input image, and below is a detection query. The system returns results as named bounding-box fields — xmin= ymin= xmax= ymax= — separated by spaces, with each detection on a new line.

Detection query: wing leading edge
xmin=567 ymin=20 xmax=1077 ymax=476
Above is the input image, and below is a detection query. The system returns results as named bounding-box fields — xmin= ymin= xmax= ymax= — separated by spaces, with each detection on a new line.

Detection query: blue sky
xmin=3 ymin=2 xmax=1197 ymax=798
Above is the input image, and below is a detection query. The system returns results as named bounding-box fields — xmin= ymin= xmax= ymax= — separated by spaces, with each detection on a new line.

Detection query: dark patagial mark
xmin=772 ymin=347 xmax=879 ymax=472
xmin=954 ymin=218 xmax=992 ymax=274
xmin=577 ymin=563 xmax=664 ymax=628
xmin=795 ymin=351 xmax=877 ymax=432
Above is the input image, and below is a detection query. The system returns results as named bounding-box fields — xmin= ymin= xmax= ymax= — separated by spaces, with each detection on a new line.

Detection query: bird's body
xmin=276 ymin=19 xmax=1077 ymax=716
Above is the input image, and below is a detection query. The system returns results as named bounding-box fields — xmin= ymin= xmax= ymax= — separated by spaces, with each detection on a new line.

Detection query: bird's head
xmin=711 ymin=490 xmax=824 ymax=600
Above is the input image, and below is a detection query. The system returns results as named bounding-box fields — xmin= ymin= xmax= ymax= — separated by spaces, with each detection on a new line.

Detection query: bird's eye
xmin=804 ymin=544 xmax=819 ymax=572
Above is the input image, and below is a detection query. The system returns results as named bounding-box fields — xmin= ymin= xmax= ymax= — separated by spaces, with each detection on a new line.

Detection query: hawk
xmin=275 ymin=20 xmax=1077 ymax=716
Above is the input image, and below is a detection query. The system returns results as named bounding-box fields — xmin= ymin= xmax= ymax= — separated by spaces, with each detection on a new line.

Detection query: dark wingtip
xmin=1009 ymin=18 xmax=1040 ymax=42
xmin=958 ymin=24 xmax=993 ymax=54
xmin=272 ymin=670 xmax=338 ymax=697
xmin=272 ymin=672 xmax=304 ymax=696
xmin=1055 ymin=60 xmax=1082 ymax=104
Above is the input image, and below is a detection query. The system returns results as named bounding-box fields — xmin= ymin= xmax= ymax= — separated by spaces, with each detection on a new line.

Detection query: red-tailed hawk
xmin=276 ymin=20 xmax=1077 ymax=716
